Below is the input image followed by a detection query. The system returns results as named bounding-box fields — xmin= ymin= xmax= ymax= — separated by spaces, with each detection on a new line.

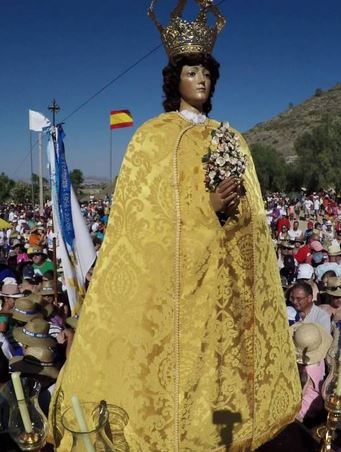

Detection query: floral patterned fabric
xmin=50 ymin=112 xmax=301 ymax=451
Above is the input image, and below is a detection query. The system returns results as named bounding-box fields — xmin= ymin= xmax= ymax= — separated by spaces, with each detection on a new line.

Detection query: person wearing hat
xmin=322 ymin=220 xmax=334 ymax=247
xmin=276 ymin=212 xmax=290 ymax=237
xmin=308 ymin=240 xmax=328 ymax=268
xmin=277 ymin=240 xmax=295 ymax=270
xmin=27 ymin=246 xmax=54 ymax=276
xmin=11 ymin=240 xmax=29 ymax=265
xmin=11 ymin=295 xmax=44 ymax=325
xmin=296 ymin=263 xmax=314 ymax=282
xmin=18 ymin=262 xmax=43 ymax=295
xmin=28 ymin=226 xmax=45 ymax=247
xmin=289 ymin=281 xmax=331 ymax=332
xmin=295 ymin=235 xmax=317 ymax=265
xmin=38 ymin=279 xmax=66 ymax=327
xmin=0 ymin=278 xmax=24 ymax=333
xmin=292 ymin=237 xmax=304 ymax=259
xmin=315 ymin=268 xmax=340 ymax=308
xmin=290 ymin=322 xmax=332 ymax=422
xmin=327 ymin=243 xmax=341 ymax=265
xmin=13 ymin=318 xmax=56 ymax=350
xmin=9 ymin=346 xmax=60 ymax=415
xmin=9 ymin=346 xmax=59 ymax=380
xmin=318 ymin=277 xmax=341 ymax=317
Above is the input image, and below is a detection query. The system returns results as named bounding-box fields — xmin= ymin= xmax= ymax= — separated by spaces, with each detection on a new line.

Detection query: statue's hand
xmin=210 ymin=176 xmax=240 ymax=213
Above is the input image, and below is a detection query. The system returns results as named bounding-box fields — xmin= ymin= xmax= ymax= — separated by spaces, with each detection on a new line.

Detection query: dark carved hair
xmin=162 ymin=53 xmax=220 ymax=115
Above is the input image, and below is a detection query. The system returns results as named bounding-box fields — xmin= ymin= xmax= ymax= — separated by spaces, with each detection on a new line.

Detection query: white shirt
xmin=288 ymin=228 xmax=303 ymax=240
xmin=0 ymin=332 xmax=15 ymax=359
xmin=304 ymin=303 xmax=331 ymax=332
xmin=304 ymin=199 xmax=313 ymax=210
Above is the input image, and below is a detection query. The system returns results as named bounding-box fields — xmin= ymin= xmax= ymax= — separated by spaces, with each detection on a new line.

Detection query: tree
xmin=292 ymin=117 xmax=341 ymax=192
xmin=10 ymin=181 xmax=32 ymax=203
xmin=250 ymin=143 xmax=287 ymax=193
xmin=70 ymin=169 xmax=84 ymax=196
xmin=0 ymin=172 xmax=15 ymax=202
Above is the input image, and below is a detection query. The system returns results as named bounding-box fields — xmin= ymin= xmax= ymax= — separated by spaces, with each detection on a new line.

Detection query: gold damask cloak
xmin=50 ymin=112 xmax=301 ymax=451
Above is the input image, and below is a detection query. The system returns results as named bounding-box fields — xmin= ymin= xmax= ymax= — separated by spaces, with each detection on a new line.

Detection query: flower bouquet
xmin=202 ymin=122 xmax=247 ymax=192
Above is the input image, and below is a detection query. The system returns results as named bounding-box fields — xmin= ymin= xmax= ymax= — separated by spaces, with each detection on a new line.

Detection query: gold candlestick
xmin=318 ymin=393 xmax=341 ymax=451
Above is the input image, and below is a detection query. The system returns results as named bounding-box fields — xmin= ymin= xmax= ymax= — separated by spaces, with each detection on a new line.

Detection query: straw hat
xmin=27 ymin=246 xmax=46 ymax=256
xmin=0 ymin=281 xmax=24 ymax=299
xmin=9 ymin=347 xmax=59 ymax=379
xmin=23 ymin=293 xmax=43 ymax=305
xmin=38 ymin=280 xmax=61 ymax=296
xmin=12 ymin=296 xmax=44 ymax=323
xmin=27 ymin=289 xmax=54 ymax=317
xmin=290 ymin=322 xmax=332 ymax=364
xmin=328 ymin=243 xmax=341 ymax=257
xmin=326 ymin=276 xmax=341 ymax=297
xmin=11 ymin=239 xmax=22 ymax=249
xmin=13 ymin=318 xmax=56 ymax=347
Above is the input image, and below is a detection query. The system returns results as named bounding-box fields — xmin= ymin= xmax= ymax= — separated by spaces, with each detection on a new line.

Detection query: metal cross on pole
xmin=48 ymin=99 xmax=60 ymax=127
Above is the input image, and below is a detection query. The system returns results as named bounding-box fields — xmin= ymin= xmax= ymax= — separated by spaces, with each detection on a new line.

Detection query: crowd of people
xmin=268 ymin=190 xmax=341 ymax=426
xmin=1 ymin=189 xmax=341 ymax=438
xmin=0 ymin=198 xmax=110 ymax=422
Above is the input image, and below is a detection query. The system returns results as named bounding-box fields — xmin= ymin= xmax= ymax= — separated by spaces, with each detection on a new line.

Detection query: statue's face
xmin=179 ymin=64 xmax=211 ymax=111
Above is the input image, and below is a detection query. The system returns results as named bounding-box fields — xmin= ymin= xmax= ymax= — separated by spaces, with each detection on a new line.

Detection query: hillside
xmin=243 ymin=83 xmax=341 ymax=161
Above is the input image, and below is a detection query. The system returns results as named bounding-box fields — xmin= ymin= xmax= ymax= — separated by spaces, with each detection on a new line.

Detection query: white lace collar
xmin=177 ymin=109 xmax=207 ymax=124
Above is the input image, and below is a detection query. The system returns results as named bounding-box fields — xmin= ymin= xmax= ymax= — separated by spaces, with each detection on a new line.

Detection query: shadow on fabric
xmin=212 ymin=409 xmax=242 ymax=450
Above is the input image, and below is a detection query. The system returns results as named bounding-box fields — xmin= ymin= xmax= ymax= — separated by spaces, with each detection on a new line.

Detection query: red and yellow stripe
xmin=110 ymin=110 xmax=133 ymax=129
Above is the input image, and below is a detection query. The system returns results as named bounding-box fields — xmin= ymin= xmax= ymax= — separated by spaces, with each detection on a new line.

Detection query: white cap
xmin=297 ymin=263 xmax=314 ymax=280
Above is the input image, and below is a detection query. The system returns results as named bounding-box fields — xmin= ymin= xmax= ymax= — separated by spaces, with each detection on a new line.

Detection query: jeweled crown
xmin=148 ymin=0 xmax=226 ymax=59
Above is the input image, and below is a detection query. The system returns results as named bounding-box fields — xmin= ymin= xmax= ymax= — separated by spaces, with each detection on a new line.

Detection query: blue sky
xmin=0 ymin=0 xmax=340 ymax=181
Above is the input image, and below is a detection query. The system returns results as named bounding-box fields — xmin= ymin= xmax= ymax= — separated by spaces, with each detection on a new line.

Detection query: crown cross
xmin=148 ymin=0 xmax=226 ymax=59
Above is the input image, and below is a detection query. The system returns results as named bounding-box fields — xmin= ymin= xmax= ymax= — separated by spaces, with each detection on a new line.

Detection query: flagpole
xmin=48 ymin=99 xmax=60 ymax=306
xmin=38 ymin=132 xmax=44 ymax=216
xmin=109 ymin=128 xmax=113 ymax=182
xmin=30 ymin=130 xmax=35 ymax=207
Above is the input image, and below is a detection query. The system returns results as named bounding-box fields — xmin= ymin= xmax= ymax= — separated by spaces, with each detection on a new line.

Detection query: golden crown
xmin=148 ymin=0 xmax=226 ymax=59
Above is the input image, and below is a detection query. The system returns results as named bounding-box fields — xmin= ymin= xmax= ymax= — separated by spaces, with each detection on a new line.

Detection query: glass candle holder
xmin=8 ymin=378 xmax=48 ymax=451
xmin=106 ymin=404 xmax=129 ymax=452
xmin=61 ymin=401 xmax=117 ymax=452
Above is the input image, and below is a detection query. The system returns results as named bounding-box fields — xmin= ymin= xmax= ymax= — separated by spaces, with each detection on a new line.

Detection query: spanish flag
xmin=110 ymin=110 xmax=134 ymax=129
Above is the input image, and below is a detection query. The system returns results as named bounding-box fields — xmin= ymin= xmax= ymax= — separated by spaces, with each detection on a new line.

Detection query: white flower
xmin=216 ymin=156 xmax=226 ymax=166
xmin=203 ymin=123 xmax=247 ymax=191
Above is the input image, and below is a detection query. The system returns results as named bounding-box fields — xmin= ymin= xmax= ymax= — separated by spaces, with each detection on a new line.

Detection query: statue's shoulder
xmin=137 ymin=112 xmax=180 ymax=130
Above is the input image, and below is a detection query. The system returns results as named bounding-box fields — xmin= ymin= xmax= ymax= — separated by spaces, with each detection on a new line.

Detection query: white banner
xmin=29 ymin=109 xmax=50 ymax=132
